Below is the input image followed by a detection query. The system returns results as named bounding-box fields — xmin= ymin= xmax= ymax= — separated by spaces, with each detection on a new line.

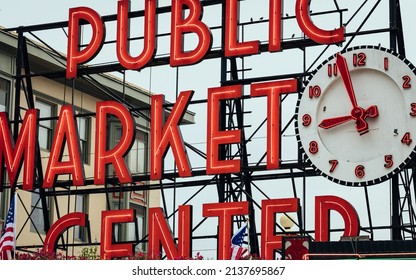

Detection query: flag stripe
xmin=230 ymin=223 xmax=248 ymax=260
xmin=0 ymin=193 xmax=16 ymax=260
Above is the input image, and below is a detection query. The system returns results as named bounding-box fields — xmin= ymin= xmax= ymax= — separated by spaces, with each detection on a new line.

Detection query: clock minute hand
xmin=336 ymin=53 xmax=378 ymax=135
xmin=336 ymin=53 xmax=359 ymax=109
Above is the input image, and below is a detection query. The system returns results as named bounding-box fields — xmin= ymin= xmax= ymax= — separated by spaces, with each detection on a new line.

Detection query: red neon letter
xmin=269 ymin=0 xmax=283 ymax=52
xmin=315 ymin=195 xmax=360 ymax=242
xmin=117 ymin=0 xmax=157 ymax=70
xmin=202 ymin=201 xmax=248 ymax=260
xmin=225 ymin=0 xmax=259 ymax=57
xmin=0 ymin=109 xmax=37 ymax=191
xmin=207 ymin=85 xmax=241 ymax=174
xmin=94 ymin=101 xmax=134 ymax=185
xmin=101 ymin=209 xmax=135 ymax=259
xmin=150 ymin=91 xmax=193 ymax=180
xmin=148 ymin=205 xmax=192 ymax=260
xmin=170 ymin=0 xmax=212 ymax=66
xmin=250 ymin=79 xmax=298 ymax=169
xmin=261 ymin=198 xmax=299 ymax=260
xmin=66 ymin=7 xmax=105 ymax=79
xmin=43 ymin=105 xmax=85 ymax=188
xmin=295 ymin=0 xmax=344 ymax=45
xmin=43 ymin=212 xmax=87 ymax=254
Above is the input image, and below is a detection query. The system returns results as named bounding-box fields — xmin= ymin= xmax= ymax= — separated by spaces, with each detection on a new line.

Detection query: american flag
xmin=230 ymin=223 xmax=248 ymax=260
xmin=0 ymin=193 xmax=16 ymax=260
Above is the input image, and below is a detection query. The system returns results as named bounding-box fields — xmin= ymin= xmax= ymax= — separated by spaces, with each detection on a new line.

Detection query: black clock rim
xmin=294 ymin=45 xmax=416 ymax=187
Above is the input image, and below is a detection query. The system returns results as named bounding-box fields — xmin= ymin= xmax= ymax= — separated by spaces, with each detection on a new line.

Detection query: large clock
xmin=295 ymin=45 xmax=416 ymax=186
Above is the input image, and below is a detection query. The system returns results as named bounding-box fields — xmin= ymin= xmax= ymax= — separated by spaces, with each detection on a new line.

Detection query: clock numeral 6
xmin=384 ymin=155 xmax=393 ymax=168
xmin=329 ymin=160 xmax=338 ymax=173
xmin=401 ymin=132 xmax=412 ymax=145
xmin=403 ymin=75 xmax=412 ymax=89
xmin=309 ymin=141 xmax=319 ymax=154
xmin=302 ymin=114 xmax=312 ymax=126
xmin=308 ymin=85 xmax=321 ymax=98
xmin=353 ymin=53 xmax=366 ymax=67
xmin=355 ymin=165 xmax=365 ymax=178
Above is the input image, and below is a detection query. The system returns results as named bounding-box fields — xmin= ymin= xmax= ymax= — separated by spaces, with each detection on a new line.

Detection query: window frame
xmin=77 ymin=115 xmax=91 ymax=165
xmin=30 ymin=189 xmax=51 ymax=234
xmin=35 ymin=99 xmax=56 ymax=151
xmin=0 ymin=76 xmax=11 ymax=113
xmin=73 ymin=194 xmax=88 ymax=241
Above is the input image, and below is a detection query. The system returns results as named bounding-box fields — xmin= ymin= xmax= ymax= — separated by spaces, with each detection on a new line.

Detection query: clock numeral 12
xmin=384 ymin=155 xmax=393 ymax=168
xmin=401 ymin=132 xmax=412 ymax=145
xmin=353 ymin=53 xmax=366 ymax=67
xmin=355 ymin=165 xmax=365 ymax=178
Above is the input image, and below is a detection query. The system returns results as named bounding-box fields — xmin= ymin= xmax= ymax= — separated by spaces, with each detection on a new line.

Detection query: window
xmin=112 ymin=202 xmax=146 ymax=251
xmin=128 ymin=205 xmax=146 ymax=252
xmin=112 ymin=202 xmax=122 ymax=242
xmin=77 ymin=116 xmax=90 ymax=164
xmin=108 ymin=123 xmax=148 ymax=249
xmin=0 ymin=191 xmax=8 ymax=221
xmin=73 ymin=194 xmax=87 ymax=241
xmin=112 ymin=125 xmax=149 ymax=175
xmin=30 ymin=189 xmax=50 ymax=233
xmin=0 ymin=77 xmax=10 ymax=112
xmin=128 ymin=130 xmax=148 ymax=175
xmin=36 ymin=100 xmax=55 ymax=150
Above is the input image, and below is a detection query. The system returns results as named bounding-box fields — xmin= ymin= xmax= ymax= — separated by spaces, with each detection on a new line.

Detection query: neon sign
xmin=0 ymin=0 xmax=357 ymax=260
xmin=0 ymin=82 xmax=300 ymax=188
xmin=66 ymin=0 xmax=345 ymax=78
xmin=42 ymin=197 xmax=358 ymax=260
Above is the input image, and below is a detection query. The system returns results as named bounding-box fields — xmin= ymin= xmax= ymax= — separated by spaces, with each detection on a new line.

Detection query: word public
xmin=66 ymin=0 xmax=344 ymax=78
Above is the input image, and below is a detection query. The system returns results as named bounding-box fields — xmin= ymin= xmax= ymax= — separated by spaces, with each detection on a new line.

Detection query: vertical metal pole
xmin=13 ymin=32 xmax=23 ymax=141
xmin=218 ymin=1 xmax=227 ymax=206
xmin=389 ymin=0 xmax=404 ymax=241
xmin=391 ymin=174 xmax=402 ymax=240
xmin=218 ymin=0 xmax=259 ymax=257
xmin=389 ymin=0 xmax=405 ymax=56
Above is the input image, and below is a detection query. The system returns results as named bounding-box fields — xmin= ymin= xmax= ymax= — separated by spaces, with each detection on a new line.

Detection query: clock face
xmin=295 ymin=45 xmax=416 ymax=186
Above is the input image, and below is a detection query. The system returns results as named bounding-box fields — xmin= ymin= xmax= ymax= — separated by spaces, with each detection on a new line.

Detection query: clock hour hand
xmin=319 ymin=115 xmax=353 ymax=129
xmin=319 ymin=105 xmax=379 ymax=132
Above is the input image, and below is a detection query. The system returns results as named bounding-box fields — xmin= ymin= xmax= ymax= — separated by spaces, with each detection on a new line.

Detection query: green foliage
xmin=78 ymin=247 xmax=100 ymax=260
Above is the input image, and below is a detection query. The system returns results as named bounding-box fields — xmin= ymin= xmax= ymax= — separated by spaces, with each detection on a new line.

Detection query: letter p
xmin=67 ymin=7 xmax=105 ymax=79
